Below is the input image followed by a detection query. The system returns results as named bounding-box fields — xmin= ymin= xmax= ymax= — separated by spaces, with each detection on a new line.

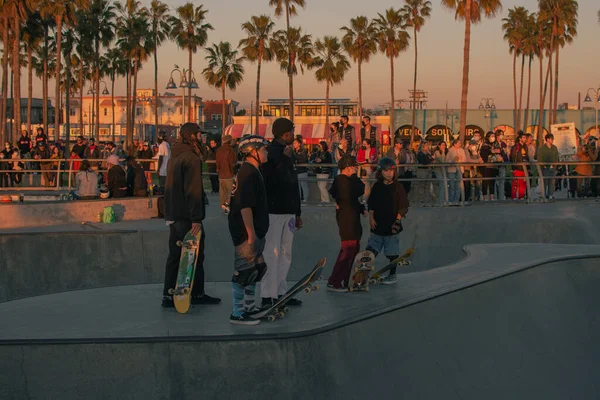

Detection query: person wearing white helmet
xmin=106 ymin=154 xmax=127 ymax=198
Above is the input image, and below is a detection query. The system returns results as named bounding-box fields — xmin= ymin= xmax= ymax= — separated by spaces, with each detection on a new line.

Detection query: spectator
xmin=206 ymin=139 xmax=219 ymax=193
xmin=329 ymin=121 xmax=341 ymax=148
xmin=537 ymin=133 xmax=559 ymax=200
xmin=510 ymin=131 xmax=529 ymax=200
xmin=433 ymin=141 xmax=448 ymax=204
xmin=446 ymin=138 xmax=467 ymax=203
xmin=360 ymin=116 xmax=377 ymax=149
xmin=574 ymin=135 xmax=597 ymax=198
xmin=18 ymin=130 xmax=32 ymax=157
xmin=157 ymin=132 xmax=170 ymax=191
xmin=357 ymin=138 xmax=378 ymax=199
xmin=525 ymin=133 xmax=536 ymax=162
xmin=293 ymin=137 xmax=309 ymax=202
xmin=32 ymin=142 xmax=52 ymax=187
xmin=0 ymin=149 xmax=10 ymax=187
xmin=215 ymin=134 xmax=237 ymax=212
xmin=138 ymin=142 xmax=154 ymax=184
xmin=71 ymin=136 xmax=86 ymax=158
xmin=416 ymin=141 xmax=434 ymax=203
xmin=84 ymin=138 xmax=101 ymax=168
xmin=106 ymin=154 xmax=127 ymax=198
xmin=35 ymin=127 xmax=47 ymax=147
xmin=49 ymin=146 xmax=61 ymax=186
xmin=313 ymin=140 xmax=332 ymax=203
xmin=68 ymin=150 xmax=82 ymax=186
xmin=495 ymin=129 xmax=509 ymax=200
xmin=340 ymin=115 xmax=355 ymax=149
xmin=10 ymin=149 xmax=23 ymax=186
xmin=125 ymin=156 xmax=148 ymax=197
xmin=465 ymin=140 xmax=483 ymax=201
xmin=334 ymin=138 xmax=354 ymax=163
xmin=479 ymin=131 xmax=505 ymax=201
xmin=74 ymin=159 xmax=100 ymax=200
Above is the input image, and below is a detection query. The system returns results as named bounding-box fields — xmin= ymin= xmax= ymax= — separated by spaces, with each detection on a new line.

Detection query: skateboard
xmin=168 ymin=229 xmax=202 ymax=314
xmin=348 ymin=250 xmax=375 ymax=292
xmin=251 ymin=257 xmax=326 ymax=322
xmin=369 ymin=247 xmax=414 ymax=285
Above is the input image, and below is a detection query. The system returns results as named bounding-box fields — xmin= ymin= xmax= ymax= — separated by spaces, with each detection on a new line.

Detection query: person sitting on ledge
xmin=125 ymin=156 xmax=148 ymax=197
xmin=106 ymin=154 xmax=128 ymax=198
xmin=74 ymin=159 xmax=100 ymax=200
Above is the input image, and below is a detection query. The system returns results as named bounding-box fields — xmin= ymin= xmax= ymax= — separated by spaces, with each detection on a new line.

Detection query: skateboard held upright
xmin=348 ymin=250 xmax=375 ymax=292
xmin=168 ymin=229 xmax=202 ymax=314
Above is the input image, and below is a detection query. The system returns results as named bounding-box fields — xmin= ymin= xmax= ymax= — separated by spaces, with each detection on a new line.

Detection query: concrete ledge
xmin=0 ymin=196 xmax=158 ymax=229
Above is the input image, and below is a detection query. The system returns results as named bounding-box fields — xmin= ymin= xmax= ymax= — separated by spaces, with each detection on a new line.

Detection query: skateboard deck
xmin=251 ymin=258 xmax=326 ymax=322
xmin=169 ymin=230 xmax=202 ymax=314
xmin=348 ymin=251 xmax=375 ymax=292
xmin=369 ymin=247 xmax=414 ymax=285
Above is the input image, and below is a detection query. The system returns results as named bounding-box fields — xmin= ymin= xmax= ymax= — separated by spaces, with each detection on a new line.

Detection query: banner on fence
xmin=550 ymin=122 xmax=578 ymax=158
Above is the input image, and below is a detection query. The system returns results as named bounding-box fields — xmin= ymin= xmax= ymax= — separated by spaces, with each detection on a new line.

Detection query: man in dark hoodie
xmin=125 ymin=156 xmax=148 ymax=197
xmin=161 ymin=122 xmax=220 ymax=308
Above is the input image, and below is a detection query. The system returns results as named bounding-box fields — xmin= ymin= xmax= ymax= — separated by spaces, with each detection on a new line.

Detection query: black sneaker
xmin=284 ymin=297 xmax=303 ymax=306
xmin=230 ymin=313 xmax=260 ymax=326
xmin=161 ymin=295 xmax=174 ymax=308
xmin=191 ymin=294 xmax=221 ymax=305
xmin=261 ymin=297 xmax=276 ymax=309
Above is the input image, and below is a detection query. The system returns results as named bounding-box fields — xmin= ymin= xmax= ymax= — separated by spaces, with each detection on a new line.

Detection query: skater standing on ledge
xmin=260 ymin=118 xmax=303 ymax=309
xmin=228 ymin=135 xmax=270 ymax=325
xmin=327 ymin=155 xmax=366 ymax=292
xmin=161 ymin=122 xmax=221 ymax=308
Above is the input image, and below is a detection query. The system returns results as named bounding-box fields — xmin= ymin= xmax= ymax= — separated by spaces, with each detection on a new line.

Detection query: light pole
xmin=88 ymin=81 xmax=109 ymax=139
xmin=166 ymin=65 xmax=199 ymax=126
xmin=479 ymin=97 xmax=496 ymax=132
xmin=584 ymin=86 xmax=600 ymax=137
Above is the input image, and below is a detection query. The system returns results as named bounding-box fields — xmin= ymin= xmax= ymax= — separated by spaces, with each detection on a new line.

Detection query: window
xmin=342 ymin=106 xmax=356 ymax=116
xmin=283 ymin=106 xmax=290 ymax=116
xmin=266 ymin=106 xmax=281 ymax=117
xmin=136 ymin=108 xmax=142 ymax=116
xmin=69 ymin=109 xmax=76 ymax=116
xmin=300 ymin=106 xmax=322 ymax=116
xmin=99 ymin=128 xmax=110 ymax=137
xmin=211 ymin=114 xmax=222 ymax=121
xmin=179 ymin=107 xmax=182 ymax=115
xmin=103 ymin=108 xmax=108 ymax=116
xmin=329 ymin=108 xmax=340 ymax=116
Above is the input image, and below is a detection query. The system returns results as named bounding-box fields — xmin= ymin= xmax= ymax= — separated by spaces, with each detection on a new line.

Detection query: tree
xmin=61 ymin=27 xmax=77 ymax=146
xmin=271 ymin=27 xmax=314 ymax=119
xmin=536 ymin=11 xmax=552 ymax=142
xmin=202 ymin=41 xmax=245 ymax=134
xmin=169 ymin=3 xmax=213 ymax=122
xmin=239 ymin=15 xmax=275 ymax=134
xmin=102 ymin=47 xmax=126 ymax=142
xmin=401 ymin=0 xmax=431 ymax=144
xmin=311 ymin=36 xmax=350 ymax=143
xmin=521 ymin=12 xmax=537 ymax=131
xmin=374 ymin=8 xmax=410 ymax=146
xmin=502 ymin=6 xmax=529 ymax=131
xmin=0 ymin=4 xmax=8 ymax=142
xmin=22 ymin=12 xmax=44 ymax=136
xmin=148 ymin=0 xmax=171 ymax=138
xmin=269 ymin=0 xmax=305 ymax=122
xmin=341 ymin=16 xmax=378 ymax=122
xmin=442 ymin=0 xmax=502 ymax=143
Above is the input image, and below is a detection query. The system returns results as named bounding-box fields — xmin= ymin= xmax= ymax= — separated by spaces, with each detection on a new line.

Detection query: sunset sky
xmin=29 ymin=0 xmax=600 ymax=110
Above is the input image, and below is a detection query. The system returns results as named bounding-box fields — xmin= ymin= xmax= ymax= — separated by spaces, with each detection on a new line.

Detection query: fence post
xmin=536 ymin=163 xmax=546 ymax=203
xmin=523 ymin=163 xmax=532 ymax=204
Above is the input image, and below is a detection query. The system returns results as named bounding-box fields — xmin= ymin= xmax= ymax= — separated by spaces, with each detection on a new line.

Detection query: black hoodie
xmin=164 ymin=142 xmax=205 ymax=223
xmin=262 ymin=139 xmax=301 ymax=216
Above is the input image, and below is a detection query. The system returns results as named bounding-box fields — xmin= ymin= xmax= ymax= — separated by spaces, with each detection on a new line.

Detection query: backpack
xmin=102 ymin=206 xmax=115 ymax=224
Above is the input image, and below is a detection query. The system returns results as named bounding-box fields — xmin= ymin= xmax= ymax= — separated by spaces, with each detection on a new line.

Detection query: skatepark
xmin=1 ymin=198 xmax=600 ymax=399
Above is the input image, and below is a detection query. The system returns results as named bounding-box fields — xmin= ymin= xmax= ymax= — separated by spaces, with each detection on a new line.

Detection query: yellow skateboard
xmin=168 ymin=229 xmax=202 ymax=314
xmin=369 ymin=247 xmax=414 ymax=285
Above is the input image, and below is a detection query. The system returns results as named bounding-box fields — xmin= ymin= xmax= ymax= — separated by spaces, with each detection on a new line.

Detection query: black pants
xmin=209 ymin=174 xmax=219 ymax=193
xmin=162 ymin=220 xmax=205 ymax=297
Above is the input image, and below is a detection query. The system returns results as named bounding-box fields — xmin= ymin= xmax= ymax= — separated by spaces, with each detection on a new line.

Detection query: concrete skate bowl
xmin=1 ymin=202 xmax=600 ymax=303
xmin=1 ymin=256 xmax=598 ymax=400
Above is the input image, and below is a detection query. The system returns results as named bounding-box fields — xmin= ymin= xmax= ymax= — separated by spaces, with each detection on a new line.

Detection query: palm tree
xmin=401 ymin=0 xmax=431 ymax=144
xmin=61 ymin=27 xmax=77 ymax=146
xmin=442 ymin=0 xmax=502 ymax=143
xmin=202 ymin=41 xmax=245 ymax=134
xmin=169 ymin=3 xmax=213 ymax=121
xmin=536 ymin=9 xmax=552 ymax=143
xmin=521 ymin=12 xmax=537 ymax=131
xmin=269 ymin=0 xmax=306 ymax=122
xmin=239 ymin=15 xmax=275 ymax=134
xmin=22 ymin=12 xmax=44 ymax=135
xmin=311 ymin=36 xmax=350 ymax=142
xmin=374 ymin=8 xmax=410 ymax=146
xmin=102 ymin=47 xmax=127 ymax=142
xmin=40 ymin=0 xmax=89 ymax=141
xmin=148 ymin=0 xmax=171 ymax=137
xmin=341 ymin=16 xmax=378 ymax=121
xmin=73 ymin=21 xmax=93 ymax=137
xmin=502 ymin=6 xmax=529 ymax=131
xmin=0 ymin=5 xmax=8 ymax=142
xmin=271 ymin=27 xmax=314 ymax=119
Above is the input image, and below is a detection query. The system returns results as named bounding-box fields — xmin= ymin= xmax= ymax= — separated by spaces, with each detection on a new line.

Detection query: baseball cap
xmin=272 ymin=118 xmax=294 ymax=137
xmin=143 ymin=142 xmax=149 ymax=146
xmin=180 ymin=123 xmax=200 ymax=136
xmin=337 ymin=154 xmax=358 ymax=170
xmin=107 ymin=154 xmax=120 ymax=165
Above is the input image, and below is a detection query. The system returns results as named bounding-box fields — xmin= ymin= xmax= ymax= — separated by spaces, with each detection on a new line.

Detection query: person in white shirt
xmin=157 ymin=132 xmax=171 ymax=190
xmin=446 ymin=138 xmax=467 ymax=203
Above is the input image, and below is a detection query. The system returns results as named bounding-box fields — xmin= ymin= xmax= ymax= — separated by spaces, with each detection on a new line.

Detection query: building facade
xmin=259 ymin=98 xmax=359 ymax=118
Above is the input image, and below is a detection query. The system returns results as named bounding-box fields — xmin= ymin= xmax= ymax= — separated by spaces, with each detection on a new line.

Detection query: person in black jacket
xmin=161 ymin=122 xmax=220 ymax=308
xmin=106 ymin=155 xmax=127 ymax=198
xmin=327 ymin=155 xmax=365 ymax=292
xmin=125 ymin=156 xmax=148 ymax=197
xmin=259 ymin=117 xmax=303 ymax=309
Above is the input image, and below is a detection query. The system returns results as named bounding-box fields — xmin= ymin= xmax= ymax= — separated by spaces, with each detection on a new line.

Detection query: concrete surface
xmin=1 ymin=201 xmax=600 ymax=303
xmin=0 ymin=244 xmax=598 ymax=399
xmin=0 ymin=196 xmax=158 ymax=229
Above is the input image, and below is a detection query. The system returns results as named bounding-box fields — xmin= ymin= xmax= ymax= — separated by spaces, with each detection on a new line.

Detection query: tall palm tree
xmin=22 ymin=12 xmax=44 ymax=135
xmin=401 ymin=0 xmax=431 ymax=144
xmin=502 ymin=6 xmax=529 ymax=131
xmin=0 ymin=4 xmax=8 ymax=142
xmin=269 ymin=0 xmax=306 ymax=122
xmin=374 ymin=8 xmax=410 ymax=146
xmin=239 ymin=15 xmax=275 ymax=134
xmin=271 ymin=27 xmax=314 ymax=119
xmin=40 ymin=0 xmax=89 ymax=141
xmin=74 ymin=20 xmax=93 ymax=137
xmin=202 ymin=41 xmax=245 ymax=134
xmin=442 ymin=0 xmax=502 ymax=143
xmin=341 ymin=16 xmax=378 ymax=121
xmin=536 ymin=9 xmax=552 ymax=142
xmin=311 ymin=36 xmax=351 ymax=142
xmin=521 ymin=12 xmax=537 ymax=131
xmin=61 ymin=27 xmax=77 ymax=145
xmin=102 ymin=47 xmax=127 ymax=142
xmin=148 ymin=0 xmax=171 ymax=136
xmin=169 ymin=3 xmax=213 ymax=121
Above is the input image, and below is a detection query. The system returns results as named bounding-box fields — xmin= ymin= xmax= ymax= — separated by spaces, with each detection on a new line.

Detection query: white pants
xmin=260 ymin=214 xmax=295 ymax=299
xmin=297 ymin=172 xmax=309 ymax=201
xmin=316 ymin=173 xmax=330 ymax=202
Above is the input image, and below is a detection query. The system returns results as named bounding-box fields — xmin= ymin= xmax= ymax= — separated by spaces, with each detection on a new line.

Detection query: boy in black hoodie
xmin=327 ymin=155 xmax=366 ymax=292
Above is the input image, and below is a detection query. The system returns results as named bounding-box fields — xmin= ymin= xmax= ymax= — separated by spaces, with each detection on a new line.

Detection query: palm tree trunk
xmin=548 ymin=51 xmax=553 ymax=125
xmin=131 ymin=61 xmax=139 ymax=148
xmin=286 ymin=6 xmax=293 ymax=122
xmin=540 ymin=48 xmax=553 ymax=143
xmin=111 ymin=73 xmax=116 ymax=143
xmin=65 ymin=64 xmax=71 ymax=150
xmin=288 ymin=65 xmax=294 ymax=121
xmin=410 ymin=26 xmax=418 ymax=145
xmin=524 ymin=55 xmax=532 ymax=131
xmin=358 ymin=59 xmax=363 ymax=124
xmin=325 ymin=80 xmax=330 ymax=143
xmin=95 ymin=43 xmax=100 ymax=140
xmin=221 ymin=80 xmax=226 ymax=134
xmin=255 ymin=57 xmax=261 ymax=135
xmin=389 ymin=50 xmax=395 ymax=148
xmin=517 ymin=54 xmax=525 ymax=132
xmin=553 ymin=44 xmax=559 ymax=124
xmin=458 ymin=0 xmax=472 ymax=144
xmin=54 ymin=17 xmax=63 ymax=141
xmin=79 ymin=66 xmax=83 ymax=136
xmin=126 ymin=61 xmax=131 ymax=143
xmin=27 ymin=47 xmax=33 ymax=135
xmin=1 ymin=15 xmax=9 ymax=142
xmin=188 ymin=49 xmax=193 ymax=121
xmin=154 ymin=46 xmax=159 ymax=138
xmin=12 ymin=15 xmax=22 ymax=143
xmin=512 ymin=51 xmax=517 ymax=131
xmin=43 ymin=25 xmax=49 ymax=136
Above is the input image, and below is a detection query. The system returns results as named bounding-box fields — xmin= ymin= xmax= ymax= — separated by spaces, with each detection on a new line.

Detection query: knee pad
xmin=232 ymin=267 xmax=259 ymax=287
xmin=255 ymin=262 xmax=267 ymax=282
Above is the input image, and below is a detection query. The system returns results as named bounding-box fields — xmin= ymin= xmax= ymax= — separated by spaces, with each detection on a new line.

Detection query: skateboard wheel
xmin=268 ymin=315 xmax=276 ymax=322
xmin=312 ymin=285 xmax=319 ymax=292
xmin=369 ymin=279 xmax=376 ymax=285
xmin=283 ymin=307 xmax=290 ymax=314
xmin=176 ymin=241 xmax=183 ymax=247
xmin=168 ymin=289 xmax=174 ymax=295
xmin=304 ymin=287 xmax=311 ymax=294
xmin=278 ymin=312 xmax=285 ymax=318
xmin=365 ymin=287 xmax=370 ymax=292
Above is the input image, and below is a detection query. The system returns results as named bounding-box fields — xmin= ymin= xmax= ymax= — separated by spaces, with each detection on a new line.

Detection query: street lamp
xmin=479 ymin=98 xmax=496 ymax=132
xmin=584 ymin=86 xmax=600 ymax=137
xmin=166 ymin=65 xmax=199 ymax=124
